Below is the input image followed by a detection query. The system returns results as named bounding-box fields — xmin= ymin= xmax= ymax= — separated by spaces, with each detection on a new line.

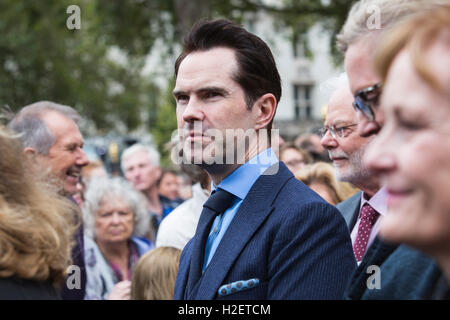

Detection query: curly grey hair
xmin=8 ymin=101 xmax=82 ymax=155
xmin=337 ymin=0 xmax=448 ymax=52
xmin=82 ymin=177 xmax=150 ymax=239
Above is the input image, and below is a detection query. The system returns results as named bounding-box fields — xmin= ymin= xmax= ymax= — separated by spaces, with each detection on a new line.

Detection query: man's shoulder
xmin=337 ymin=192 xmax=361 ymax=211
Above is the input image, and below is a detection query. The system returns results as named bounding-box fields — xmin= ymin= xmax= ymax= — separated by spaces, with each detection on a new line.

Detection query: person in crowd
xmin=336 ymin=0 xmax=446 ymax=299
xmin=157 ymin=168 xmax=185 ymax=216
xmin=72 ymin=161 xmax=108 ymax=208
xmin=295 ymin=133 xmax=330 ymax=163
xmin=131 ymin=246 xmax=182 ymax=300
xmin=8 ymin=101 xmax=89 ymax=300
xmin=320 ymin=75 xmax=384 ymax=246
xmin=172 ymin=19 xmax=355 ymax=300
xmin=121 ymin=143 xmax=180 ymax=241
xmin=338 ymin=0 xmax=448 ymax=138
xmin=0 ymin=125 xmax=75 ymax=299
xmin=81 ymin=160 xmax=108 ymax=184
xmin=295 ymin=162 xmax=359 ymax=206
xmin=365 ymin=5 xmax=450 ymax=299
xmin=279 ymin=142 xmax=313 ymax=174
xmin=82 ymin=177 xmax=152 ymax=300
xmin=156 ymin=163 xmax=211 ymax=250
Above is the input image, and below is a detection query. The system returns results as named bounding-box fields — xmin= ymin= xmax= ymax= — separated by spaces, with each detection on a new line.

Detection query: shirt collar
xmin=360 ymin=185 xmax=388 ymax=217
xmin=212 ymin=148 xmax=278 ymax=200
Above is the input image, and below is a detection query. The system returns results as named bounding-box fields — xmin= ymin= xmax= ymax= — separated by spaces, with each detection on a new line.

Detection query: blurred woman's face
xmin=281 ymin=148 xmax=305 ymax=174
xmin=159 ymin=172 xmax=180 ymax=200
xmin=365 ymin=46 xmax=450 ymax=252
xmin=95 ymin=196 xmax=134 ymax=244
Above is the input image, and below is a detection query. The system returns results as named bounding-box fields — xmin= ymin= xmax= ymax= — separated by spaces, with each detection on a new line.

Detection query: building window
xmin=293 ymin=84 xmax=313 ymax=120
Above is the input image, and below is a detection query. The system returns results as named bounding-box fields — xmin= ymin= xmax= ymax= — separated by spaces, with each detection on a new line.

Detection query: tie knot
xmin=360 ymin=203 xmax=379 ymax=222
xmin=203 ymin=188 xmax=235 ymax=215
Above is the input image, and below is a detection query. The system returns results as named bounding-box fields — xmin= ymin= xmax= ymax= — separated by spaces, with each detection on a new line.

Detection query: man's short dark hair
xmin=175 ymin=19 xmax=282 ymax=114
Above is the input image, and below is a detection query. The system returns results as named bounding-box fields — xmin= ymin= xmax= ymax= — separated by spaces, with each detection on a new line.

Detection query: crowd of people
xmin=0 ymin=0 xmax=449 ymax=300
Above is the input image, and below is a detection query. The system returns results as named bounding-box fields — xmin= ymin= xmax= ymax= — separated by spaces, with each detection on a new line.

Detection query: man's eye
xmin=205 ymin=92 xmax=220 ymax=99
xmin=177 ymin=95 xmax=189 ymax=103
xmin=336 ymin=127 xmax=351 ymax=136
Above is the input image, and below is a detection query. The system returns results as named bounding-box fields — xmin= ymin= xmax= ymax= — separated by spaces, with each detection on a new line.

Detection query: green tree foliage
xmin=0 ymin=0 xmax=355 ymax=164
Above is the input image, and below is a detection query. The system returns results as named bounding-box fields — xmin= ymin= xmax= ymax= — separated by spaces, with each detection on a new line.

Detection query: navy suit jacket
xmin=336 ymin=192 xmax=443 ymax=299
xmin=174 ymin=162 xmax=356 ymax=300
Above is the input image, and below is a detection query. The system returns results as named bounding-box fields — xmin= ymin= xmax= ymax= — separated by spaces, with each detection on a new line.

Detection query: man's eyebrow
xmin=332 ymin=120 xmax=355 ymax=126
xmin=173 ymin=87 xmax=230 ymax=97
xmin=197 ymin=87 xmax=230 ymax=96
xmin=172 ymin=89 xmax=186 ymax=97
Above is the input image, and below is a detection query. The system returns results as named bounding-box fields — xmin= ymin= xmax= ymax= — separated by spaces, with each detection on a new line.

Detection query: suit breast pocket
xmin=217 ymin=279 xmax=268 ymax=300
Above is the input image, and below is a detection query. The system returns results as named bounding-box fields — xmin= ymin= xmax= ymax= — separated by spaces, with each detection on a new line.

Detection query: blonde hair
xmin=131 ymin=247 xmax=181 ymax=300
xmin=295 ymin=162 xmax=359 ymax=205
xmin=375 ymin=5 xmax=450 ymax=93
xmin=0 ymin=125 xmax=77 ymax=286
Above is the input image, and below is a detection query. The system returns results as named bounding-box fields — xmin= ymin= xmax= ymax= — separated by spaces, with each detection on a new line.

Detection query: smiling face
xmin=95 ymin=196 xmax=134 ymax=244
xmin=174 ymin=47 xmax=259 ymax=170
xmin=365 ymin=45 xmax=450 ymax=252
xmin=38 ymin=112 xmax=89 ymax=195
xmin=321 ymin=85 xmax=377 ymax=192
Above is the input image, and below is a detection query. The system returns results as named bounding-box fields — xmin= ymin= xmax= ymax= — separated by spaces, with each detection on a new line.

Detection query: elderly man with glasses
xmin=321 ymin=75 xmax=384 ymax=264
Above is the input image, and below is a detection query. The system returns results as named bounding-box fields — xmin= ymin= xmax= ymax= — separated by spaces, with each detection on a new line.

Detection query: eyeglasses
xmin=319 ymin=123 xmax=358 ymax=139
xmin=352 ymin=82 xmax=382 ymax=122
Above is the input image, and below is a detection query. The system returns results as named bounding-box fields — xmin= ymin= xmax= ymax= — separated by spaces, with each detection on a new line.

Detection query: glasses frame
xmin=319 ymin=123 xmax=359 ymax=139
xmin=352 ymin=82 xmax=382 ymax=122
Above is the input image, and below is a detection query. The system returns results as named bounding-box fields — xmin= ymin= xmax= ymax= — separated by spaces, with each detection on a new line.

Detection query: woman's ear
xmin=253 ymin=93 xmax=277 ymax=131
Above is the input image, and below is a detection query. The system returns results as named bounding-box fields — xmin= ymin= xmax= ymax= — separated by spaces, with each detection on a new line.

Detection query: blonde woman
xmin=295 ymin=162 xmax=359 ymax=205
xmin=131 ymin=247 xmax=181 ymax=300
xmin=0 ymin=125 xmax=76 ymax=299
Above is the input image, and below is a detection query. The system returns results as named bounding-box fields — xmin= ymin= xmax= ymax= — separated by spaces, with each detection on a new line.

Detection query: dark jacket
xmin=337 ymin=193 xmax=443 ymax=299
xmin=175 ymin=162 xmax=357 ymax=300
xmin=0 ymin=277 xmax=60 ymax=300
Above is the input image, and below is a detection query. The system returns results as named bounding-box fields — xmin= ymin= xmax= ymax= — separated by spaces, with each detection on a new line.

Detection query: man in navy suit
xmin=172 ymin=19 xmax=356 ymax=300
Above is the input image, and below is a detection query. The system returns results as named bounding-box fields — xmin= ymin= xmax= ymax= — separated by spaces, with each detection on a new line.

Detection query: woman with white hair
xmin=83 ymin=177 xmax=153 ymax=300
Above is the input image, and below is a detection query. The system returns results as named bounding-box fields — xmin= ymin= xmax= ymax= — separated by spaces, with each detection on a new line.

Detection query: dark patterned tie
xmin=353 ymin=203 xmax=379 ymax=262
xmin=186 ymin=188 xmax=235 ymax=298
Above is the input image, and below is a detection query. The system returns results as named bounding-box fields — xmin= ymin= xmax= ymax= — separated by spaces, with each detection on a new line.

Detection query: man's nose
xmin=320 ymin=130 xmax=338 ymax=150
xmin=76 ymin=148 xmax=89 ymax=167
xmin=182 ymin=97 xmax=204 ymax=123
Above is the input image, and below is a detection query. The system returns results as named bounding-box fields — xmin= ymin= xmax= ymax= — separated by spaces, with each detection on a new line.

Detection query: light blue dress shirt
xmin=202 ymin=148 xmax=279 ymax=271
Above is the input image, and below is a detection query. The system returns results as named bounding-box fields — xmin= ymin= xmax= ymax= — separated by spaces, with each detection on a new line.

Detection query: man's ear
xmin=254 ymin=93 xmax=277 ymax=131
xmin=24 ymin=147 xmax=37 ymax=158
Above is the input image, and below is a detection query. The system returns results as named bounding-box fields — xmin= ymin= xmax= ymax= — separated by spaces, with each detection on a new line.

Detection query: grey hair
xmin=320 ymin=72 xmax=349 ymax=103
xmin=337 ymin=0 xmax=449 ymax=52
xmin=8 ymin=101 xmax=82 ymax=155
xmin=120 ymin=143 xmax=160 ymax=173
xmin=82 ymin=177 xmax=150 ymax=239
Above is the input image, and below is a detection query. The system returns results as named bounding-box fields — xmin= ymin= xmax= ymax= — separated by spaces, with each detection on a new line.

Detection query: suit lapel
xmin=193 ymin=162 xmax=292 ymax=299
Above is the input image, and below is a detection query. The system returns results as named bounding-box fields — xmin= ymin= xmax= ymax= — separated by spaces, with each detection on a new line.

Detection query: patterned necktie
xmin=186 ymin=188 xmax=235 ymax=297
xmin=353 ymin=203 xmax=379 ymax=262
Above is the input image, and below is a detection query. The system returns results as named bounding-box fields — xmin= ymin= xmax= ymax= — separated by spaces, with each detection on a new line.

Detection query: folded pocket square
xmin=218 ymin=278 xmax=260 ymax=297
